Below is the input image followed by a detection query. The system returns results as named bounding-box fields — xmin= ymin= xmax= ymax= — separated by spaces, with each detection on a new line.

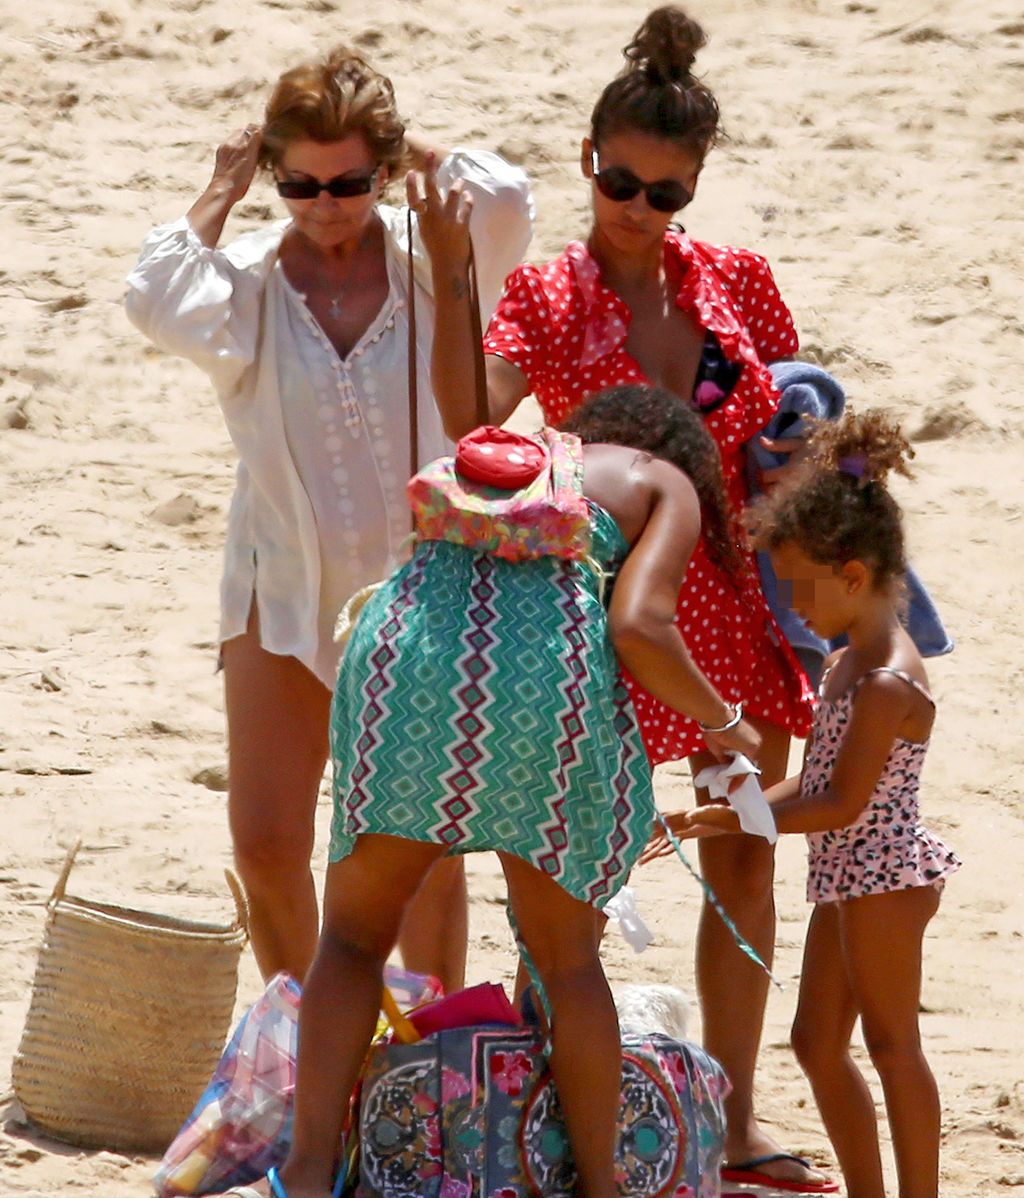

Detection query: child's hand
xmin=639 ymin=806 xmax=740 ymax=864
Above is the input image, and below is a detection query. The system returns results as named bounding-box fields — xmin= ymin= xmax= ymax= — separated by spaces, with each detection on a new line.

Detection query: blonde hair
xmin=259 ymin=46 xmax=407 ymax=181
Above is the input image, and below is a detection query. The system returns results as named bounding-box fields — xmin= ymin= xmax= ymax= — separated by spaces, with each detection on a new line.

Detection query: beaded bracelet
xmin=699 ymin=701 xmax=744 ymax=734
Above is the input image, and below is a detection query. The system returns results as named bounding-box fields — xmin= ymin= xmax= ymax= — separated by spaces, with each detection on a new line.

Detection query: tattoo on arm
xmin=448 ymin=277 xmax=468 ymax=301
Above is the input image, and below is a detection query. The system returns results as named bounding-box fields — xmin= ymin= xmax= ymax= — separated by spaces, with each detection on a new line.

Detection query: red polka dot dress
xmin=482 ymin=230 xmax=814 ymax=764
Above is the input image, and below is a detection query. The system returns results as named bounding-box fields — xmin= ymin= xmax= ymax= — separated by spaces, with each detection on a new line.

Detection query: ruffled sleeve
xmin=731 ymin=249 xmax=799 ymax=363
xmin=481 ymin=263 xmax=553 ymax=390
xmin=124 ymin=216 xmax=283 ymax=397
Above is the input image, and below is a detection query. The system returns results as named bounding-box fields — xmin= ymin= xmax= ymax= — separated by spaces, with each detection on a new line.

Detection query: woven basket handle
xmin=47 ymin=839 xmax=82 ymax=912
xmin=224 ymin=869 xmax=250 ymax=941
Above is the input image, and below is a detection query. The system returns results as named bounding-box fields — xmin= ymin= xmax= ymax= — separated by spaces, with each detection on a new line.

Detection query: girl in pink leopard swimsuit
xmin=649 ymin=409 xmax=960 ymax=1198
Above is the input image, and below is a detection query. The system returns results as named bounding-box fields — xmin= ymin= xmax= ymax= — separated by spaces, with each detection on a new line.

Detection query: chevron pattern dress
xmin=328 ymin=504 xmax=654 ymax=910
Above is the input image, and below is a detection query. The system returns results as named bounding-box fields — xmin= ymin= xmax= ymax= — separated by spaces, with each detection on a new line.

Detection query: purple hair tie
xmin=838 ymin=453 xmax=868 ymax=479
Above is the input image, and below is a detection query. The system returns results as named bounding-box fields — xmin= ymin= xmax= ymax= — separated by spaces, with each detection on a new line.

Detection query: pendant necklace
xmin=325 ymin=250 xmax=361 ymax=321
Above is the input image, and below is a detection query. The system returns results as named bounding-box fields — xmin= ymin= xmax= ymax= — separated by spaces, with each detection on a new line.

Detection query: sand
xmin=1 ymin=0 xmax=1022 ymax=1194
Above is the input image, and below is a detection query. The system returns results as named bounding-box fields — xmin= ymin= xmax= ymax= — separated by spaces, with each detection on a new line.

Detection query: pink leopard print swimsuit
xmin=803 ymin=665 xmax=961 ymax=904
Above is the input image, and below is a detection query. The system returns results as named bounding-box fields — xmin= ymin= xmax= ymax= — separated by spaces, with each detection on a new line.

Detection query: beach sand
xmin=2 ymin=0 xmax=1022 ymax=1193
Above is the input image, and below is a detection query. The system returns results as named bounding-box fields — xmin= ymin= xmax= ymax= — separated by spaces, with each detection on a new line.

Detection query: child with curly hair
xmin=646 ymin=410 xmax=960 ymax=1198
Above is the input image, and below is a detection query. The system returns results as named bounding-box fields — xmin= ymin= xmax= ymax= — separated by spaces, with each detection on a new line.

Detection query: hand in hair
xmin=757 ymin=433 xmax=811 ymax=491
xmin=211 ymin=124 xmax=263 ymax=202
xmin=187 ymin=124 xmax=263 ymax=248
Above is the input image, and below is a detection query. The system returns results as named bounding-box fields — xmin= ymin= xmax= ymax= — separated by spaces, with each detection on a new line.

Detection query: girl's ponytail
xmin=807 ymin=409 xmax=914 ymax=489
xmin=747 ymin=410 xmax=914 ymax=587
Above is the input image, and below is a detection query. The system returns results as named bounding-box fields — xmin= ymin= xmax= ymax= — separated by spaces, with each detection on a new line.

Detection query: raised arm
xmin=409 ymin=156 xmax=530 ymax=438
xmin=187 ymin=124 xmax=263 ymax=248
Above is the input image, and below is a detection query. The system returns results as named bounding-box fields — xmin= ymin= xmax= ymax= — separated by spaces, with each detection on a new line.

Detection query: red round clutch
xmin=454 ymin=426 xmax=549 ymax=490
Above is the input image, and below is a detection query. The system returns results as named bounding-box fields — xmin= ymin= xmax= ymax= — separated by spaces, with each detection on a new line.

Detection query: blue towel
xmin=747 ymin=362 xmax=953 ymax=687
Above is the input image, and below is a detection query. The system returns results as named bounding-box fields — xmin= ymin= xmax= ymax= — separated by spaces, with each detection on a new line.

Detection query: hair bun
xmin=808 ymin=409 xmax=915 ymax=486
xmin=623 ymin=5 xmax=707 ymax=84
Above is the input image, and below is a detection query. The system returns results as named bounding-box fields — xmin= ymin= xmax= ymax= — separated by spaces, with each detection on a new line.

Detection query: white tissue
xmin=694 ymin=753 xmax=778 ymax=845
xmin=603 ymin=886 xmax=654 ymax=953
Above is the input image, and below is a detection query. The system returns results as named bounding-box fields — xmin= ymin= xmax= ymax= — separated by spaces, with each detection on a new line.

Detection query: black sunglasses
xmin=275 ymin=165 xmax=380 ymax=200
xmin=590 ymin=150 xmax=693 ymax=214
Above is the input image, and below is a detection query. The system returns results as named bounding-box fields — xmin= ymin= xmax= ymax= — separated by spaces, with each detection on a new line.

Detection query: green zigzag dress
xmin=329 ymin=503 xmax=655 ymax=909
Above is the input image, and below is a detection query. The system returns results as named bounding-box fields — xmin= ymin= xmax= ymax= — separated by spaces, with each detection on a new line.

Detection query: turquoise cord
xmin=658 ymin=814 xmax=784 ymax=991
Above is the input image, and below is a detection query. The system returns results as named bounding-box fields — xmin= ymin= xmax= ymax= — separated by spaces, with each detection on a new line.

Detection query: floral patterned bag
xmin=354 ymin=1026 xmax=729 ymax=1198
xmin=406 ymin=426 xmax=593 ymax=564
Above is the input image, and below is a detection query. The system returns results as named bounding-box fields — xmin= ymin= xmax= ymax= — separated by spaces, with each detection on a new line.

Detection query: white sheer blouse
xmin=125 ymin=150 xmax=533 ymax=688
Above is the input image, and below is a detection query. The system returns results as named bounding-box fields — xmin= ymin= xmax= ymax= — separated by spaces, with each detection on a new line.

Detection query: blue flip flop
xmin=266 ymin=1168 xmax=288 ymax=1198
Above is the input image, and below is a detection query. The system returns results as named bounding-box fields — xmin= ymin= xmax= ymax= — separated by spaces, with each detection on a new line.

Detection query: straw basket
xmin=12 ymin=842 xmax=249 ymax=1153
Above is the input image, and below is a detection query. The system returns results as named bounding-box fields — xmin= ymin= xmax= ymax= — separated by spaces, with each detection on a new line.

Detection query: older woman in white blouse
xmin=125 ymin=45 xmax=533 ymax=986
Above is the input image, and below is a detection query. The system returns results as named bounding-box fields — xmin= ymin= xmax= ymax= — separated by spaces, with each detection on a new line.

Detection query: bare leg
xmin=501 ymin=853 xmax=619 ymax=1198
xmin=513 ymin=905 xmax=605 ymax=1011
xmin=842 ymin=886 xmax=942 ymax=1198
xmin=396 ymin=855 xmax=468 ymax=994
xmin=223 ymin=604 xmax=331 ymax=981
xmin=277 ymin=834 xmax=448 ymax=1198
xmin=694 ymin=715 xmax=829 ymax=1186
xmin=792 ymin=903 xmax=885 ymax=1198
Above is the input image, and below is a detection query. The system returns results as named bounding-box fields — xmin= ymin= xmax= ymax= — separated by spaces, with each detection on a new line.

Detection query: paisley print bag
xmin=354 ymin=1026 xmax=728 ymax=1198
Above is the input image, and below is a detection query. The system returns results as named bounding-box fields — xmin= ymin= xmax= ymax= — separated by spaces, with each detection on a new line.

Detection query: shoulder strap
xmin=817 ymin=662 xmax=836 ymax=697
xmin=466 ymin=242 xmax=488 ymax=430
xmin=861 ymin=666 xmax=935 ymax=706
xmin=407 ymin=207 xmax=418 ymax=485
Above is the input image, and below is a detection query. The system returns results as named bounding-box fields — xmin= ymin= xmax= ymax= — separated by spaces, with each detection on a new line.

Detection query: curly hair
xmin=746 ymin=409 xmax=915 ymax=587
xmin=559 ymin=384 xmax=744 ymax=578
xmin=259 ymin=46 xmax=408 ymax=182
xmin=590 ymin=6 xmax=722 ymax=163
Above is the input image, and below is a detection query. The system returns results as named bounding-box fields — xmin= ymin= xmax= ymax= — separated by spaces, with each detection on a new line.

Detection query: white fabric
xmin=694 ymin=753 xmax=778 ymax=844
xmin=125 ymin=149 xmax=533 ymax=687
xmin=603 ymin=886 xmax=654 ymax=953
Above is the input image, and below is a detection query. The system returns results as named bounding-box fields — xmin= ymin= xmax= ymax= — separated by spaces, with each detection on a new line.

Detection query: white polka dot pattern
xmin=483 ymin=230 xmax=812 ymax=762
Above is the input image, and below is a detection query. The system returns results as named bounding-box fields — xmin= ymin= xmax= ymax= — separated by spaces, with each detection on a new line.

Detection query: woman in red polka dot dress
xmin=425 ymin=6 xmax=833 ymax=1193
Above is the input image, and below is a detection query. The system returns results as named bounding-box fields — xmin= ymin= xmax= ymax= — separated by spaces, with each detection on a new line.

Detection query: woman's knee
xmin=318 ymin=919 xmax=394 ymax=971
xmin=698 ymin=834 xmax=775 ymax=908
xmin=530 ymin=942 xmax=605 ymax=995
xmin=230 ymin=801 xmax=315 ymax=880
xmin=861 ymin=1020 xmax=922 ymax=1074
xmin=791 ymin=1015 xmax=840 ymax=1075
